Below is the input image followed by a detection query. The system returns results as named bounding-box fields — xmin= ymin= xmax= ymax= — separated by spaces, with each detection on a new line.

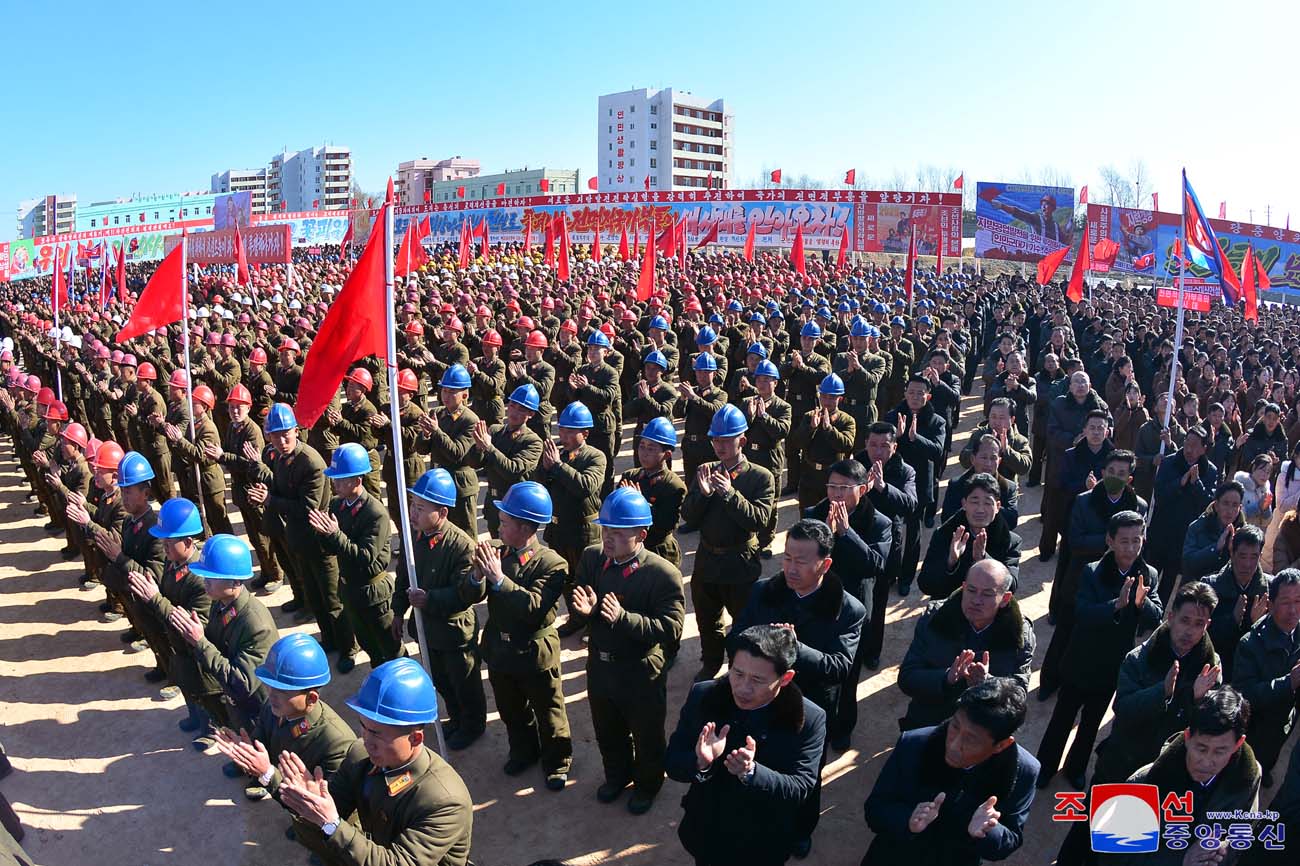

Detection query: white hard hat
xmin=197 ymin=306 xmax=210 ymax=318
xmin=222 ymin=310 xmax=234 ymax=320
xmin=67 ymin=335 xmax=82 ymax=349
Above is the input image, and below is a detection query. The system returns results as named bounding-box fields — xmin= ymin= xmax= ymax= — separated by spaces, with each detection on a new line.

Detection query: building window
xmin=608 ymin=160 xmax=613 ymax=167
xmin=630 ymin=105 xmax=635 ymax=112
xmin=608 ymin=142 xmax=612 ymax=151
xmin=650 ymin=122 xmax=657 ymax=129
xmin=90 ymin=219 xmax=96 ymax=227
xmin=154 ymin=211 xmax=159 ymax=220
xmin=125 ymin=214 xmax=131 ymax=223
xmin=183 ymin=209 xmax=188 ymax=217
xmin=113 ymin=217 xmax=119 ymax=225
xmin=608 ymin=125 xmax=612 ymax=133
xmin=650 ymin=104 xmax=657 ymax=114
xmin=650 ymin=140 xmax=657 ymax=150
xmin=608 ymin=108 xmax=612 ymax=116
xmin=650 ymin=158 xmax=657 ymax=168
xmin=630 ymin=158 xmax=635 ymax=167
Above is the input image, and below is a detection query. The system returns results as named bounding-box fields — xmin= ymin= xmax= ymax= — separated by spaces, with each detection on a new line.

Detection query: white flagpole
xmin=54 ymin=246 xmax=64 ymax=400
xmin=181 ymin=235 xmax=205 ymax=523
xmin=382 ymin=192 xmax=447 ymax=758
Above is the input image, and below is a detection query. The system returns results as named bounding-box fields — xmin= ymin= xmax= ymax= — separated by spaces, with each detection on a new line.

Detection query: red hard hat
xmin=396 ymin=369 xmax=419 ymax=393
xmin=404 ymin=320 xmax=425 ymax=336
xmin=36 ymin=386 xmax=55 ymax=405
xmin=599 ymin=322 xmax=615 ymax=339
xmin=191 ymin=384 xmax=216 ymax=409
xmin=480 ymin=329 xmax=503 ymax=348
xmin=514 ymin=316 xmax=535 ymax=331
xmin=23 ymin=374 xmax=41 ymax=392
xmin=205 ymin=332 xmax=222 ymax=346
xmin=439 ymin=302 xmax=456 ymax=315
xmin=238 ymin=313 xmax=251 ymax=324
xmin=111 ymin=350 xmax=125 ymax=364
xmin=524 ymin=330 xmax=549 ymax=349
xmin=620 ymin=310 xmax=637 ymax=323
xmin=249 ymin=347 xmax=269 ymax=365
xmin=94 ymin=345 xmax=110 ymax=359
xmin=227 ymin=383 xmax=252 ymax=405
xmin=541 ymin=297 xmax=555 ymax=310
xmin=137 ymin=362 xmax=158 ymax=380
xmin=475 ymin=304 xmax=492 ymax=318
xmin=121 ymin=354 xmax=138 ymax=368
xmin=93 ymin=440 xmax=125 ymax=472
xmin=347 ymin=367 xmax=374 ymax=391
xmin=560 ymin=319 xmax=578 ymax=334
xmin=85 ymin=437 xmax=102 ymax=459
xmin=279 ymin=338 xmax=299 ymax=353
xmin=221 ymin=333 xmax=237 ymax=347
xmin=169 ymin=369 xmax=190 ymax=389
xmin=61 ymin=422 xmax=89 ymax=450
xmin=443 ymin=316 xmax=464 ymax=333
xmin=43 ymin=400 xmax=69 ymax=421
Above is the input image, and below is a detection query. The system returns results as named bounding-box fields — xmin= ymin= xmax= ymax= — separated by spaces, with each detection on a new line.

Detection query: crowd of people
xmin=1 ymin=237 xmax=1299 ymax=865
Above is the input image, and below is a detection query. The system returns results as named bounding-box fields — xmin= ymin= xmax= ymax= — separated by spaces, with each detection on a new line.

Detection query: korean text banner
xmin=163 ymin=225 xmax=291 ymax=264
xmin=1087 ymin=204 xmax=1300 ymax=292
xmin=252 ymin=210 xmax=351 ymax=246
xmin=975 ymin=182 xmax=1076 ymax=261
xmin=4 ymin=231 xmax=175 ymax=281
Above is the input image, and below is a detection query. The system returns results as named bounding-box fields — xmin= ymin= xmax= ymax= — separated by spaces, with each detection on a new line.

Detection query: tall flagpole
xmin=382 ymin=190 xmax=447 ymax=758
xmin=180 ymin=235 xmax=206 ymax=525
xmin=53 ymin=245 xmax=64 ymax=401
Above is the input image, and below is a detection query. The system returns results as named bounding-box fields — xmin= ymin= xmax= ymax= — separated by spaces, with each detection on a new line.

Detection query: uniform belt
xmin=699 ymin=541 xmax=745 ymax=555
xmin=496 ymin=626 xmax=552 ymax=643
xmin=805 ymin=460 xmax=828 ymax=471
xmin=593 ymin=649 xmax=643 ymax=663
xmin=686 ymin=434 xmax=706 ymax=442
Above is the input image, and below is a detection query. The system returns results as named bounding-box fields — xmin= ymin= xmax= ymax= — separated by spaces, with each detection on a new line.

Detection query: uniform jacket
xmin=395 ymin=521 xmax=476 ymax=650
xmin=195 ymin=589 xmax=277 ymax=722
xmin=576 ymin=545 xmax=684 ymax=678
xmin=1208 ymin=563 xmax=1272 ymax=678
xmin=680 ymin=459 xmax=775 ymax=563
xmin=1231 ymin=615 xmax=1300 ymax=752
xmin=804 ymin=497 xmax=892 ymax=601
xmin=462 ymin=538 xmax=568 ymax=674
xmin=252 ymin=698 xmax=355 ymax=798
xmin=885 ymin=402 xmax=946 ymax=508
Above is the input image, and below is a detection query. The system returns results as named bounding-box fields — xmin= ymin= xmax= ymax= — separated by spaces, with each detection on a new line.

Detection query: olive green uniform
xmin=139 ymin=549 xmax=212 ymax=707
xmin=478 ymin=423 xmax=542 ymax=539
xmin=249 ymin=698 xmax=356 ymax=798
xmin=219 ymin=416 xmax=283 ymax=588
xmin=741 ymin=395 xmax=793 ymax=551
xmin=131 ymin=385 xmax=174 ymax=501
xmin=171 ymin=412 xmax=235 ymax=536
xmin=618 ymin=467 xmax=687 ymax=568
xmin=379 ymin=399 xmax=428 ymax=527
xmin=99 ymin=507 xmax=164 ymax=634
xmin=833 ymin=349 xmax=889 ymax=447
xmin=781 ymin=352 xmax=831 ymax=492
xmin=680 ymin=384 xmax=728 ymax=486
xmin=538 ymin=443 xmax=605 ymax=579
xmin=571 ymin=361 xmax=621 ymax=490
xmin=509 ymin=359 xmax=555 ymax=440
xmin=194 ymin=588 xmax=278 ymax=731
xmin=788 ymin=407 xmax=856 ymax=512
xmin=416 ymin=406 xmax=480 ymax=538
xmin=321 ymin=491 xmax=399 ymax=667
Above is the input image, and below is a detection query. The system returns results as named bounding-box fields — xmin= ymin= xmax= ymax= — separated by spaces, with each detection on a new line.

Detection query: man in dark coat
xmin=1147 ymin=426 xmax=1219 ymax=600
xmin=1230 ymin=569 xmax=1300 ymax=787
xmin=666 ymin=625 xmax=826 ymax=866
xmin=919 ymin=474 xmax=1022 ymax=599
xmin=1207 ymin=525 xmax=1272 ymax=679
xmin=1041 ymin=371 xmax=1109 ymax=560
xmin=857 ymin=421 xmax=918 ymax=668
xmin=900 ymin=560 xmax=1034 ymax=731
xmin=864 ymin=677 xmax=1039 ymax=866
xmin=885 ymin=376 xmax=946 ymax=596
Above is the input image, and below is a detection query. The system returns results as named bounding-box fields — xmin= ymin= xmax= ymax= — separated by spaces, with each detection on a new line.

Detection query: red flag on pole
xmin=1079 ymin=185 xmax=1089 ymax=205
xmin=543 ymin=217 xmax=557 ymax=268
xmin=479 ymin=219 xmax=491 ymax=260
xmin=693 ymin=222 xmax=719 ymax=250
xmin=1037 ymin=246 xmax=1071 ymax=285
xmin=587 ymin=177 xmax=598 ymax=191
xmin=618 ymin=224 xmax=630 ymax=260
xmin=496 ymin=183 xmax=506 ymax=196
xmin=1257 ymin=253 xmax=1272 ymax=291
xmin=539 ymin=179 xmax=550 ymax=193
xmin=234 ymin=224 xmax=251 ymax=285
xmin=1241 ymin=245 xmax=1259 ymax=322
xmin=115 ymin=242 xmax=185 ymax=342
xmin=395 ymin=220 xmax=429 ymax=277
xmin=743 ymin=221 xmax=756 ymax=263
xmin=458 ymin=220 xmax=472 ymax=269
xmin=51 ymin=247 xmax=69 ymax=316
xmin=791 ymin=222 xmax=806 ymax=276
xmin=456 ymin=186 xmax=465 ymax=199
xmin=423 ymin=189 xmax=431 ymax=204
xmin=677 ymin=219 xmax=687 ymax=270
xmin=843 ymin=169 xmax=856 ymax=186
xmin=1220 ymin=202 xmax=1227 ymax=219
xmin=296 ymin=203 xmax=391 ymax=429
xmin=632 ymin=226 xmax=640 ymax=259
xmin=657 ymin=221 xmax=677 ymax=260
xmin=591 ymin=230 xmax=602 ymax=263
xmin=556 ymin=214 xmax=571 ymax=282
xmin=635 ymin=232 xmax=655 ymax=301
xmin=522 ymin=220 xmax=532 ymax=252
xmin=836 ymin=224 xmax=849 ymax=271
xmin=643 ymin=176 xmax=650 ymax=191
xmin=340 ymin=218 xmax=354 ymax=262
xmin=770 ymin=169 xmax=782 ymax=184
xmin=1066 ymin=222 xmax=1090 ymax=303
xmin=1151 ymin=192 xmax=1158 ymax=211
xmin=953 ymin=173 xmax=964 ymax=190
xmin=904 ymin=226 xmax=917 ymax=306
xmin=115 ymin=241 xmax=126 ymax=302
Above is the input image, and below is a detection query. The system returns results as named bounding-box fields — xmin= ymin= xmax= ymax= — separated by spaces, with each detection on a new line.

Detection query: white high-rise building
xmin=267 ymin=146 xmax=352 ymax=212
xmin=210 ymin=169 xmax=271 ymax=213
xmin=16 ymin=193 xmax=77 ymax=238
xmin=597 ymin=88 xmax=732 ymax=192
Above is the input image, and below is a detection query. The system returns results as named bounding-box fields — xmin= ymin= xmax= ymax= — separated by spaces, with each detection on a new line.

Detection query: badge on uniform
xmin=518 ymin=548 xmax=532 ymax=566
xmin=221 ymin=605 xmax=237 ymax=626
xmin=428 ymin=532 xmax=441 ymax=550
xmin=622 ymin=560 xmax=640 ymax=578
xmin=175 ymin=565 xmax=188 ymax=583
xmin=351 ymin=500 xmax=362 ymax=516
xmin=386 ymin=770 xmax=413 ymax=797
xmin=291 ymin=717 xmax=310 ymax=738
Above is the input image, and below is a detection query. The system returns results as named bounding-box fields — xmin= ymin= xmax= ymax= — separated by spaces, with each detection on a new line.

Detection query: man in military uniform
xmin=308 ymin=443 xmax=398 ymax=674
xmin=569 ymin=331 xmax=621 ymax=493
xmin=167 ymin=383 xmax=235 ymax=536
xmin=680 ymin=405 xmax=776 ymax=682
xmin=834 ymin=320 xmax=889 ymax=449
xmin=467 ymin=329 xmax=506 ymax=427
xmin=572 ymin=487 xmax=685 ymax=813
xmin=789 ymin=364 xmax=854 ymax=497
xmin=377 ymin=368 xmax=428 ymax=528
xmin=627 ymin=350 xmax=678 ymax=456
xmin=393 ymin=468 xmax=486 ymax=750
xmin=782 ymin=321 xmax=833 ymax=495
xmin=741 ymin=359 xmax=792 ymax=558
xmin=214 ymin=384 xmax=284 ymax=593
xmin=415 ymin=364 xmax=480 ymax=537
xmin=329 ymin=367 xmax=382 ymax=497
xmin=245 ymin=347 xmax=276 ymax=423
xmin=472 ymin=384 xmax=543 ymax=539
xmin=463 ymin=481 xmax=573 ymax=789
xmin=279 ymin=658 xmax=474 ymax=866
xmin=508 ymin=330 xmax=556 ymax=441
xmin=618 ymin=417 xmax=687 ymax=569
xmin=213 ymin=633 xmax=355 ymax=802
xmin=677 ymin=354 xmax=729 ymax=525
xmin=641 ymin=315 xmax=679 ymax=382
xmin=199 ymin=332 xmax=242 ymax=438
xmin=128 ymin=363 xmax=175 ymax=501
xmin=273 ymin=339 xmax=303 ymax=406
xmin=543 ymin=321 xmax=581 ymax=413
xmin=39 ymin=421 xmax=91 ymax=561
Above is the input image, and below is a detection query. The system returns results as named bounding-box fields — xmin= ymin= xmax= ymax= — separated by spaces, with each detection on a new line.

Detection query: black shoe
xmin=143 ymin=668 xmax=167 ymax=683
xmin=693 ymin=664 xmax=721 ymax=683
xmin=627 ymin=789 xmax=656 ymax=814
xmin=830 ymin=733 xmax=852 ymax=752
xmin=447 ymin=729 xmax=483 ymax=751
xmin=120 ymin=628 xmax=142 ymax=643
xmin=503 ymin=756 xmax=538 ymax=776
xmin=597 ymin=780 xmax=629 ymax=803
xmin=44 ymin=521 xmax=60 ymax=533
xmin=556 ymin=617 xmax=586 ymax=638
xmin=545 ymin=773 xmax=568 ymax=792
xmin=923 ymin=515 xmax=935 ymax=529
xmin=1038 ymin=550 xmax=1054 ymax=563
xmin=781 ymin=485 xmax=798 ymax=496
xmin=100 ymin=601 xmax=114 ymax=613
xmin=61 ymin=546 xmax=79 ymax=560
xmin=336 ymin=655 xmax=356 ymax=674
xmin=791 ymin=837 xmax=812 ymax=859
xmin=179 ymin=715 xmax=204 ymax=733
xmin=865 ymin=656 xmax=881 ymax=670
xmin=1036 ymin=770 xmax=1055 ymax=790
xmin=1065 ymin=770 xmax=1087 ymax=790
xmin=896 ymin=580 xmax=912 ymax=598
xmin=281 ymin=599 xmax=302 ymax=614
xmin=1037 ymin=684 xmax=1059 ymax=702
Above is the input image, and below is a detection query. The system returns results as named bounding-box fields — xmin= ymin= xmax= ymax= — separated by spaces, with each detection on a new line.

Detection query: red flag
xmin=706 ymin=173 xmax=713 ymax=189
xmin=458 ymin=220 xmax=472 ymax=269
xmin=770 ymin=169 xmax=782 ymax=184
xmin=904 ymin=226 xmax=917 ymax=305
xmin=396 ymin=219 xmax=429 ymax=277
xmin=312 ymin=199 xmax=320 ymax=208
xmin=557 ymin=215 xmax=571 ymax=282
xmin=635 ymin=230 xmax=655 ymax=301
xmin=1257 ymin=254 xmax=1272 ymax=291
xmin=1151 ymin=192 xmax=1158 ymax=211
xmin=522 ymin=220 xmax=532 ymax=251
xmin=1066 ymin=221 xmax=1090 ymax=303
xmin=1220 ymin=201 xmax=1227 ymax=219
xmin=115 ymin=241 xmax=126 ymax=302
xmin=496 ymin=183 xmax=505 ymax=196
xmin=471 ymin=220 xmax=486 ymax=239
xmin=587 ymin=177 xmax=598 ymax=191
xmin=643 ymin=176 xmax=650 ymax=191
xmin=1079 ymin=185 xmax=1089 ymax=205
xmin=1241 ymin=245 xmax=1258 ymax=322
xmin=418 ymin=217 xmax=430 ymax=239
xmin=340 ymin=218 xmax=354 ymax=262
xmin=743 ymin=220 xmax=756 ymax=263
xmin=280 ymin=200 xmax=287 ymax=211
xmin=693 ymin=222 xmax=719 ymax=250
xmin=632 ymin=226 xmax=640 ymax=259
xmin=456 ymin=186 xmax=465 ymax=198
xmin=1133 ymin=253 xmax=1156 ymax=271
xmin=836 ymin=224 xmax=849 ymax=271
xmin=423 ymin=189 xmax=431 ymax=204
xmin=544 ymin=216 xmax=557 ymax=268
xmin=952 ymin=173 xmax=964 ymax=190
xmin=591 ymin=230 xmax=602 ymax=263
xmin=791 ymin=221 xmax=806 ymax=276
xmin=480 ymin=219 xmax=491 ymax=259
xmin=1037 ymin=246 xmax=1070 ymax=285
xmin=539 ymin=178 xmax=550 ymax=193
xmin=234 ymin=224 xmax=251 ymax=286
xmin=843 ymin=169 xmax=856 ymax=186
xmin=1091 ymin=237 xmax=1120 ymax=272
xmin=51 ymin=247 xmax=69 ymax=316
xmin=677 ymin=219 xmax=687 ymax=270
xmin=618 ymin=224 xmax=630 ymax=260
xmin=115 ymin=242 xmax=185 ymax=342
xmin=296 ymin=204 xmax=391 ymax=429
xmin=656 ymin=220 xmax=677 ymax=260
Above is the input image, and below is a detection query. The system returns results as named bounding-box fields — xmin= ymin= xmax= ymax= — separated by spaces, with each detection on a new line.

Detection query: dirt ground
xmin=1 ymin=387 xmax=1293 ymax=866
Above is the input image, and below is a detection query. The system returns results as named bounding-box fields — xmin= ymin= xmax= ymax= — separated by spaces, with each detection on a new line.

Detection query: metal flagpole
xmin=382 ymin=193 xmax=447 ymax=759
xmin=53 ymin=245 xmax=64 ymax=400
xmin=180 ymin=235 xmax=207 ymax=524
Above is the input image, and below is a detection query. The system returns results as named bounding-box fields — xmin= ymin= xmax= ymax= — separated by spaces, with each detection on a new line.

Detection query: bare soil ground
xmin=0 ymin=387 xmax=1292 ymax=866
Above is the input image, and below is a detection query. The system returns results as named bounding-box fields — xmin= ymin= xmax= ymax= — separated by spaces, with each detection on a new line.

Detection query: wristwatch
xmin=321 ymin=821 xmax=339 ymax=837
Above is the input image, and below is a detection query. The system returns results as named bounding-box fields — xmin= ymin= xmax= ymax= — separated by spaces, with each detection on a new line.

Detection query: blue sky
xmin=4 ymin=0 xmax=1298 ymax=235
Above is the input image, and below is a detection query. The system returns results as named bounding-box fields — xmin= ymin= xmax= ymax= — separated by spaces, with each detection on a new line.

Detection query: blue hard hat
xmin=893 ymin=298 xmax=906 ymax=308
xmin=755 ymin=360 xmax=780 ymax=380
xmin=816 ymin=306 xmax=833 ymax=321
xmin=150 ymin=497 xmax=203 ymax=538
xmin=693 ymin=353 xmax=718 ymax=372
xmin=118 ymin=451 xmax=156 ymax=487
xmin=800 ymin=321 xmax=822 ymax=338
xmin=707 ymin=312 xmax=724 ymax=326
xmin=918 ymin=315 xmax=933 ymax=326
xmin=872 ymin=302 xmax=887 ymax=314
xmin=439 ymin=364 xmax=471 ymax=390
xmin=640 ymin=416 xmax=677 ymax=448
xmin=695 ymin=326 xmax=717 ymax=346
xmin=494 ymin=480 xmax=553 ymax=524
xmin=586 ymin=330 xmax=611 ymax=349
xmin=819 ymin=373 xmax=846 ymax=396
xmin=709 ymin=404 xmax=748 ymax=438
xmin=849 ymin=299 xmax=861 ymax=310
xmin=558 ymin=401 xmax=594 ymax=429
xmin=726 ymin=299 xmax=743 ymax=312
xmin=324 ymin=442 xmax=372 ymax=479
xmin=409 ymin=467 xmax=457 ymax=507
xmin=836 ymin=301 xmax=851 ymax=313
xmin=190 ymin=534 xmax=254 ymax=581
xmin=264 ymin=402 xmax=298 ymax=434
xmin=596 ymin=486 xmax=653 ymax=529
xmin=346 ymin=657 xmax=439 ymax=727
xmin=508 ymin=383 xmax=540 ymax=412
xmin=891 ymin=316 xmax=906 ymax=327
xmin=749 ymin=312 xmax=766 ymax=325
xmin=256 ymin=633 xmax=331 ymax=692
xmin=643 ymin=350 xmax=668 ymax=370
xmin=649 ymin=315 xmax=669 ymax=331
xmin=768 ymin=309 xmax=784 ymax=320
xmin=850 ymin=318 xmax=872 ymax=338
xmin=746 ymin=342 xmax=768 ymax=359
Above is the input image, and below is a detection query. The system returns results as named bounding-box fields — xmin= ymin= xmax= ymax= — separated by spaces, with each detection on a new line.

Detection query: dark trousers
xmin=691 ymin=579 xmax=755 ymax=670
xmin=268 ymin=532 xmax=305 ymax=604
xmin=588 ymin=659 xmax=668 ymax=794
xmin=860 ymin=548 xmax=898 ymax=664
xmin=428 ymin=643 xmax=487 ymax=736
xmin=1029 ymin=428 xmax=1047 ymax=484
xmin=340 ymin=578 xmax=401 ymax=668
xmin=1040 ymin=483 xmax=1066 ymax=555
xmin=1038 ymin=605 xmax=1074 ymax=694
xmin=233 ymin=496 xmax=283 ymax=584
xmin=1036 ymin=683 xmax=1114 ymax=780
xmin=289 ymin=546 xmax=355 ymax=656
xmin=899 ymin=513 xmax=924 ymax=590
xmin=489 ymin=663 xmax=572 ymax=775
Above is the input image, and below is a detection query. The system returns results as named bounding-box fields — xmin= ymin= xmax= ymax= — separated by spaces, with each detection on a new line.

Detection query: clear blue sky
xmin=4 ymin=0 xmax=1298 ymax=235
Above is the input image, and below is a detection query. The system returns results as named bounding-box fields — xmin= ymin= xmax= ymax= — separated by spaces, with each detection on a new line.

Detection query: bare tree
xmin=1129 ymin=160 xmax=1151 ymax=210
xmin=1098 ymin=165 xmax=1136 ymax=208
